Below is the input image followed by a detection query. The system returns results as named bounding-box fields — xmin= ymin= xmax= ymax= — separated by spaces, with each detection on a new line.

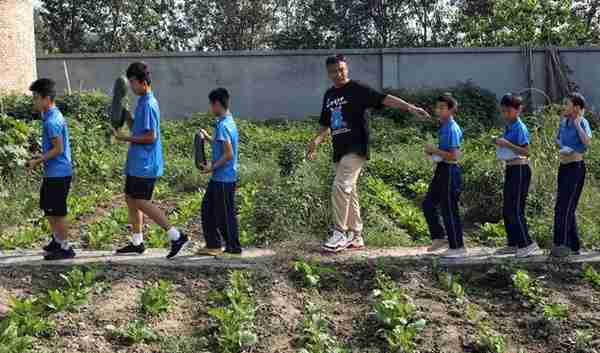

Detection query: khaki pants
xmin=332 ymin=153 xmax=366 ymax=233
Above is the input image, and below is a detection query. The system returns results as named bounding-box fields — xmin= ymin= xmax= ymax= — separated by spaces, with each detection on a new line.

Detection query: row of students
xmin=27 ymin=62 xmax=241 ymax=260
xmin=309 ymin=55 xmax=592 ymax=259
xmin=27 ymin=57 xmax=592 ymax=261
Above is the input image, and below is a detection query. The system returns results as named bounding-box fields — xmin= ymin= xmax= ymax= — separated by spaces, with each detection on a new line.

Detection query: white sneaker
xmin=495 ymin=246 xmax=517 ymax=255
xmin=516 ymin=243 xmax=542 ymax=258
xmin=427 ymin=239 xmax=447 ymax=253
xmin=323 ymin=230 xmax=348 ymax=252
xmin=441 ymin=247 xmax=467 ymax=259
xmin=347 ymin=231 xmax=365 ymax=250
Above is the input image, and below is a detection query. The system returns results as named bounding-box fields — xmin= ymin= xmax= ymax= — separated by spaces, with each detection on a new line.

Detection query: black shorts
xmin=125 ymin=175 xmax=157 ymax=200
xmin=40 ymin=176 xmax=72 ymax=217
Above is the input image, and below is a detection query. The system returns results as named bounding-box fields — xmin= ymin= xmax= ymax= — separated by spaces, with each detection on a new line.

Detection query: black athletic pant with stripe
xmin=422 ymin=163 xmax=464 ymax=249
xmin=201 ymin=180 xmax=241 ymax=252
xmin=503 ymin=165 xmax=533 ymax=249
xmin=553 ymin=161 xmax=586 ymax=252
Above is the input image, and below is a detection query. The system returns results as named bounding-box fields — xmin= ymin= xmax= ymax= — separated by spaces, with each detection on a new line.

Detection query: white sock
xmin=132 ymin=233 xmax=144 ymax=246
xmin=167 ymin=227 xmax=180 ymax=242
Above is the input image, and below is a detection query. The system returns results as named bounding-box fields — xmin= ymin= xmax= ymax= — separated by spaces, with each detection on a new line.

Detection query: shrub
xmin=298 ymin=302 xmax=347 ymax=353
xmin=382 ymin=81 xmax=500 ymax=135
xmin=0 ymin=114 xmax=35 ymax=176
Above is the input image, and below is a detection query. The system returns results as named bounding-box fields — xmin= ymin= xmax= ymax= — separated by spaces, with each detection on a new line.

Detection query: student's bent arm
xmin=44 ymin=137 xmax=64 ymax=161
xmin=506 ymin=142 xmax=529 ymax=157
xmin=211 ymin=140 xmax=233 ymax=171
xmin=432 ymin=148 xmax=460 ymax=161
xmin=124 ymin=130 xmax=156 ymax=145
xmin=575 ymin=122 xmax=591 ymax=146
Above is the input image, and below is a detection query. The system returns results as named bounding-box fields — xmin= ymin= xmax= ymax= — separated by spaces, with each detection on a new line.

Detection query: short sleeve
xmin=582 ymin=119 xmax=593 ymax=138
xmin=215 ymin=124 xmax=231 ymax=143
xmin=46 ymin=120 xmax=62 ymax=140
xmin=319 ymin=93 xmax=331 ymax=127
xmin=447 ymin=127 xmax=461 ymax=149
xmin=358 ymin=82 xmax=386 ymax=109
xmin=516 ymin=125 xmax=530 ymax=146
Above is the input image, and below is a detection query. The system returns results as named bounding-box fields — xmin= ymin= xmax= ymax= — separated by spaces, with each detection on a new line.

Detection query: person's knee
xmin=333 ymin=179 xmax=354 ymax=195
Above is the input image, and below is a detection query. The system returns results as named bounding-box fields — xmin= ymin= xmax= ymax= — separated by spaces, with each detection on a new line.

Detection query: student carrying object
xmin=111 ymin=62 xmax=188 ymax=259
xmin=196 ymin=88 xmax=242 ymax=257
xmin=551 ymin=92 xmax=592 ymax=258
xmin=423 ymin=94 xmax=466 ymax=259
xmin=494 ymin=93 xmax=541 ymax=258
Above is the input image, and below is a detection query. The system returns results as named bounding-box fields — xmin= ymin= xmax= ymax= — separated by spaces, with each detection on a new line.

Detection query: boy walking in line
xmin=423 ymin=94 xmax=466 ymax=259
xmin=551 ymin=93 xmax=592 ymax=258
xmin=196 ymin=88 xmax=242 ymax=256
xmin=112 ymin=62 xmax=188 ymax=259
xmin=307 ymin=54 xmax=430 ymax=253
xmin=27 ymin=78 xmax=76 ymax=261
xmin=495 ymin=94 xmax=540 ymax=257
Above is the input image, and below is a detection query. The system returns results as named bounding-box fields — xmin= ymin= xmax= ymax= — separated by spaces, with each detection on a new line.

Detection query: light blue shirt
xmin=211 ymin=114 xmax=239 ymax=183
xmin=124 ymin=92 xmax=164 ymax=178
xmin=42 ymin=107 xmax=72 ymax=177
xmin=503 ymin=118 xmax=529 ymax=146
xmin=438 ymin=118 xmax=463 ymax=152
xmin=557 ymin=117 xmax=592 ymax=154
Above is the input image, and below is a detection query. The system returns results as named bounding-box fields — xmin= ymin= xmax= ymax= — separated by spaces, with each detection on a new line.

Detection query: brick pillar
xmin=0 ymin=0 xmax=37 ymax=94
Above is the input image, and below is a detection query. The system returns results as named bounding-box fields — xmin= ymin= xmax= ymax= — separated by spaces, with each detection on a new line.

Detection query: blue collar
xmin=441 ymin=117 xmax=455 ymax=127
xmin=43 ymin=106 xmax=59 ymax=121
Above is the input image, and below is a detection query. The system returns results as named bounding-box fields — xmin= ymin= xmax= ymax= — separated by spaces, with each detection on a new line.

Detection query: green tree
xmin=452 ymin=0 xmax=592 ymax=47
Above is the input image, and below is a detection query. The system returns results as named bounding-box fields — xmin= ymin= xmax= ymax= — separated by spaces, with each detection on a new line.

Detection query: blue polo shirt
xmin=438 ymin=118 xmax=463 ymax=152
xmin=557 ymin=117 xmax=592 ymax=154
xmin=124 ymin=92 xmax=164 ymax=178
xmin=42 ymin=107 xmax=72 ymax=178
xmin=211 ymin=114 xmax=238 ymax=183
xmin=504 ymin=118 xmax=530 ymax=146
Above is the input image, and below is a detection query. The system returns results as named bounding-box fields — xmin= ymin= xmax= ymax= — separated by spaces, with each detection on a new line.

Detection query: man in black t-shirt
xmin=307 ymin=54 xmax=430 ymax=253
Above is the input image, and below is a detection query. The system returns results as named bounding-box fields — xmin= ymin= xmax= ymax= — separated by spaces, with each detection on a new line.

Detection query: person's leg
xmin=332 ymin=157 xmax=354 ymax=234
xmin=553 ymin=164 xmax=576 ymax=250
xmin=126 ymin=195 xmax=144 ymax=245
xmin=440 ymin=165 xmax=464 ymax=250
xmin=516 ymin=165 xmax=533 ymax=248
xmin=502 ymin=166 xmax=519 ymax=248
xmin=345 ymin=154 xmax=366 ymax=245
xmin=221 ymin=182 xmax=241 ymax=254
xmin=422 ymin=165 xmax=444 ymax=242
xmin=201 ymin=181 xmax=222 ymax=250
xmin=567 ymin=162 xmax=586 ymax=252
xmin=43 ymin=177 xmax=75 ymax=260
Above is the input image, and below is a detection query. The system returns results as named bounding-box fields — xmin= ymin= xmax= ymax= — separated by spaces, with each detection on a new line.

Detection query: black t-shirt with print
xmin=319 ymin=80 xmax=387 ymax=163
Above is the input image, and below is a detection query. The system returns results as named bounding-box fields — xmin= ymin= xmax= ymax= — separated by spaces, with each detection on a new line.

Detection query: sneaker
xmin=495 ymin=246 xmax=517 ymax=255
xmin=347 ymin=232 xmax=365 ymax=250
xmin=515 ymin=243 xmax=541 ymax=258
xmin=441 ymin=247 xmax=468 ymax=259
xmin=427 ymin=239 xmax=447 ymax=253
xmin=219 ymin=249 xmax=243 ymax=259
xmin=166 ymin=233 xmax=189 ymax=259
xmin=44 ymin=247 xmax=76 ymax=261
xmin=43 ymin=238 xmax=61 ymax=252
xmin=196 ymin=247 xmax=224 ymax=256
xmin=322 ymin=230 xmax=348 ymax=252
xmin=550 ymin=245 xmax=572 ymax=258
xmin=116 ymin=242 xmax=146 ymax=255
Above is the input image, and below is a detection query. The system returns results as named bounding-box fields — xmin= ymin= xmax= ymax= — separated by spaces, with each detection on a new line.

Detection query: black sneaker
xmin=116 ymin=242 xmax=146 ymax=255
xmin=224 ymin=248 xmax=242 ymax=255
xmin=166 ymin=233 xmax=188 ymax=259
xmin=43 ymin=238 xmax=61 ymax=252
xmin=44 ymin=248 xmax=76 ymax=261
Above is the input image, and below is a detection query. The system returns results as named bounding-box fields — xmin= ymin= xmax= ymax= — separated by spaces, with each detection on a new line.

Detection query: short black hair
xmin=568 ymin=92 xmax=586 ymax=109
xmin=326 ymin=54 xmax=346 ymax=66
xmin=209 ymin=88 xmax=230 ymax=110
xmin=29 ymin=78 xmax=56 ymax=100
xmin=436 ymin=93 xmax=458 ymax=110
xmin=500 ymin=93 xmax=523 ymax=109
xmin=126 ymin=62 xmax=152 ymax=84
